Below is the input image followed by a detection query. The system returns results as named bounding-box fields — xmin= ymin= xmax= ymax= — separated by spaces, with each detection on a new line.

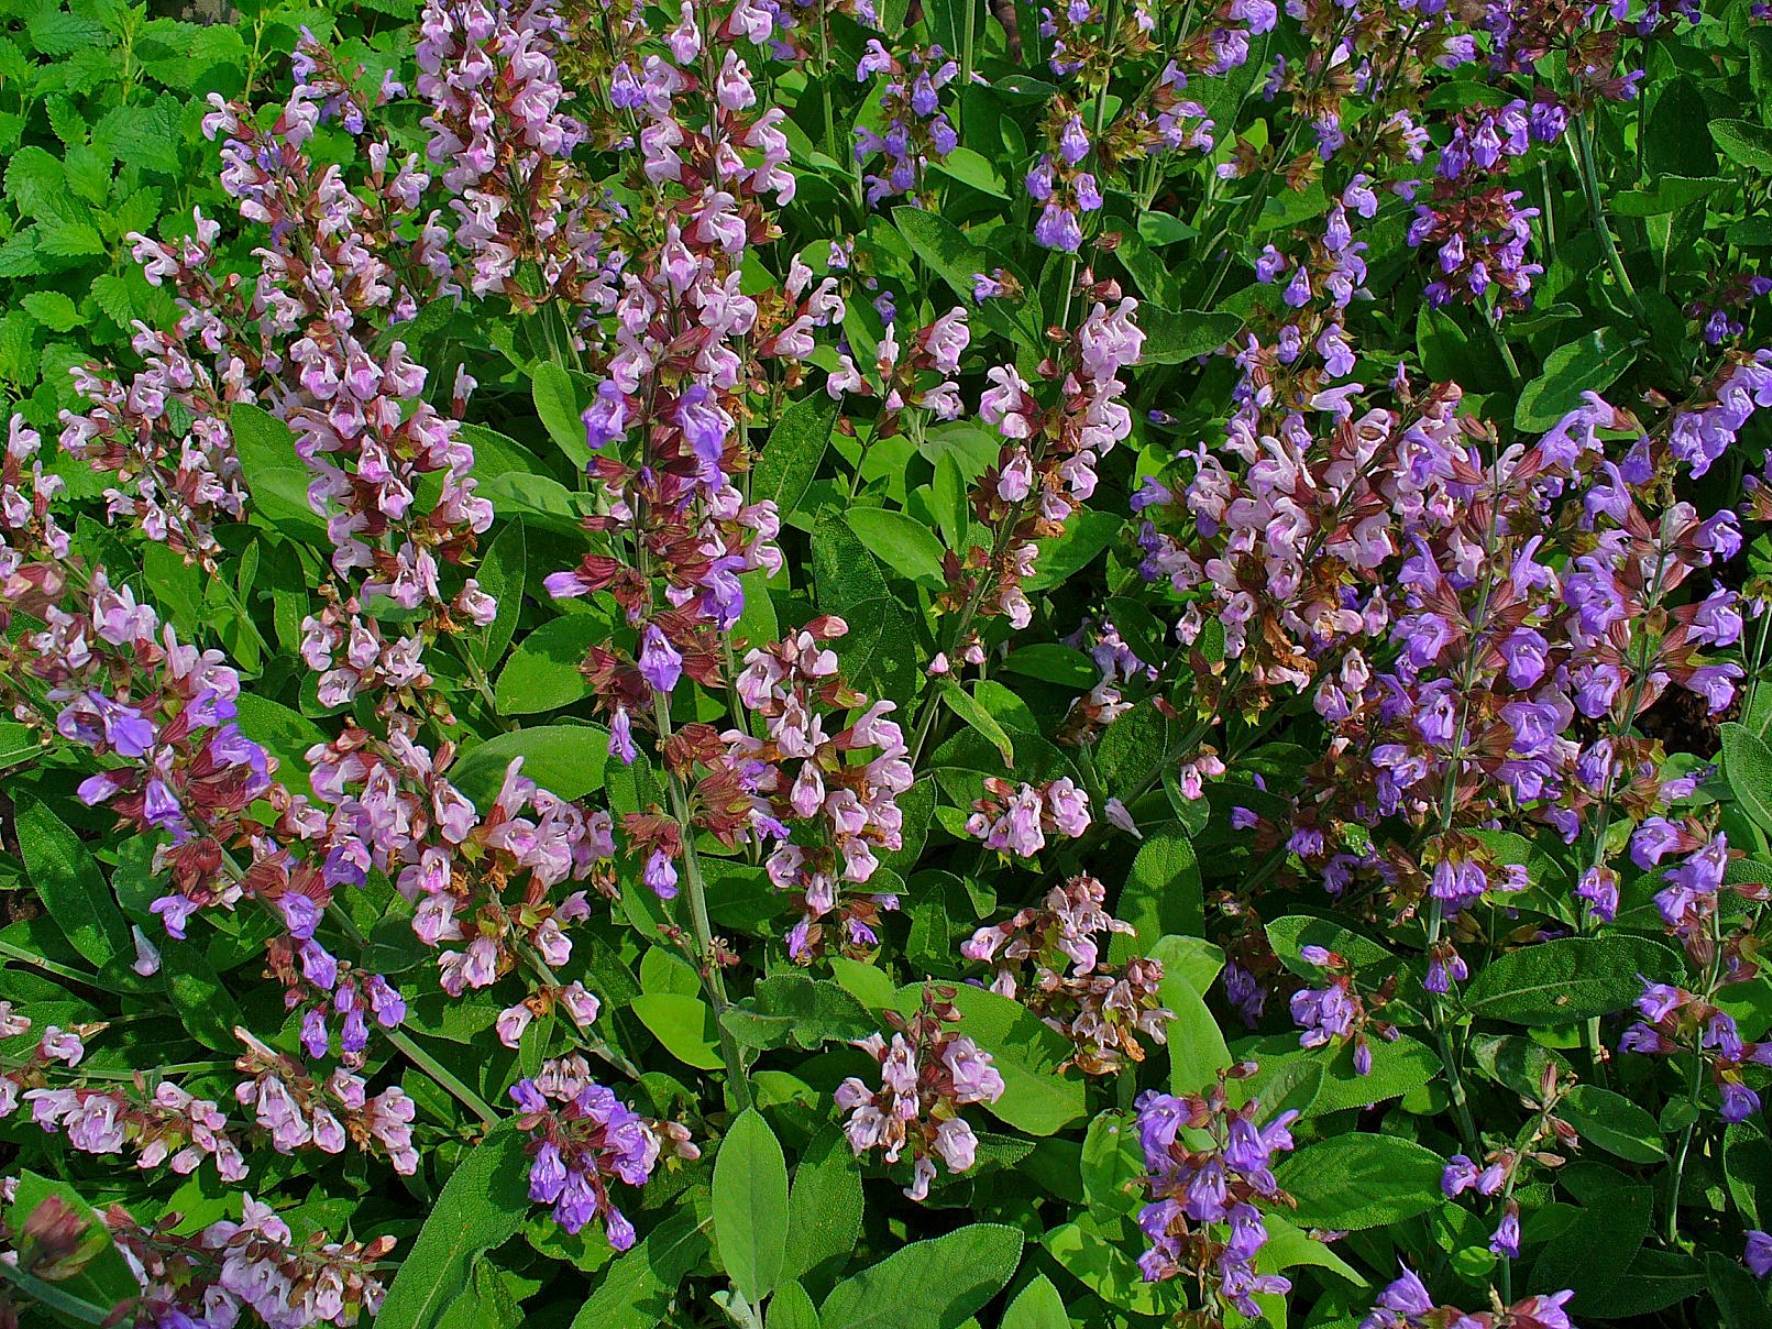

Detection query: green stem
xmin=0 ymin=939 xmax=100 ymax=986
xmin=384 ymin=1026 xmax=501 ymax=1126
xmin=652 ymin=694 xmax=754 ymax=1112
xmin=0 ymin=1262 xmax=116 ymax=1326
xmin=1573 ymin=110 xmax=1645 ymax=320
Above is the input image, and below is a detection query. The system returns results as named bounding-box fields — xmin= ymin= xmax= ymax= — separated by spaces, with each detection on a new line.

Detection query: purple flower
xmin=637 ymin=624 xmax=683 ymax=693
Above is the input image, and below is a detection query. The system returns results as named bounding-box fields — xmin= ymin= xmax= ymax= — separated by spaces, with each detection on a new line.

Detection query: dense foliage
xmin=8 ymin=0 xmax=1772 ymax=1326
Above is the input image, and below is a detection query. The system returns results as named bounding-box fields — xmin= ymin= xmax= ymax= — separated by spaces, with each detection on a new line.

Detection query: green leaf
xmin=1513 ymin=329 xmax=1638 ymax=431
xmin=894 ymin=982 xmax=1085 ymax=1134
xmin=231 ymin=404 xmax=327 ymax=540
xmin=754 ymin=395 xmax=838 ymax=516
xmin=1000 ymin=644 xmax=1097 ymax=688
xmin=721 ymin=973 xmax=874 ymax=1050
xmin=17 ymin=795 xmax=129 ymax=969
xmin=1136 ymin=305 xmax=1242 ymax=364
xmin=20 ymin=290 xmax=78 ymax=331
xmin=714 ymin=1109 xmax=790 ymax=1303
xmin=234 ymin=692 xmax=328 ymax=800
xmin=1461 ymin=935 xmax=1680 ymax=1025
xmin=0 ymin=722 xmax=39 ymax=772
xmin=495 ymin=616 xmax=600 ymax=715
xmin=1275 ymin=1134 xmax=1446 ymax=1229
xmin=161 ymin=938 xmax=246 ymax=1051
xmin=1645 ymin=78 xmax=1715 ymax=178
xmin=1042 ymin=1214 xmax=1180 ymax=1316
xmin=1023 ymin=509 xmax=1121 ymax=592
xmin=1001 ymin=1274 xmax=1068 ymax=1329
xmin=939 ymin=682 xmax=1014 ymax=764
xmin=531 ymin=361 xmax=592 ymax=469
xmin=770 ymin=1281 xmax=823 ymax=1329
xmin=1111 ymin=828 xmax=1203 ymax=963
xmin=1708 ymin=1249 xmax=1770 ymax=1329
xmin=633 ymin=992 xmax=723 ymax=1069
xmin=928 ymin=145 xmax=1009 ymax=197
xmin=1562 ymin=1084 xmax=1666 ymax=1163
xmin=569 ymin=1211 xmax=711 ymax=1329
xmin=451 ymin=724 xmax=610 ymax=805
xmin=846 ymin=507 xmax=947 ymax=586
xmin=1152 ymin=934 xmax=1230 ymax=1094
xmin=812 ymin=514 xmax=917 ymax=701
xmin=1265 ymin=915 xmax=1395 ymax=978
xmin=376 ymin=1126 xmax=531 ymax=1329
xmin=892 ymin=206 xmax=1040 ymax=351
xmin=1724 ymin=721 xmax=1772 ymax=836
xmin=470 ymin=520 xmax=527 ymax=671
xmin=784 ymin=1125 xmax=864 ymax=1284
xmin=819 ymin=1224 xmax=1024 ymax=1329
xmin=1711 ymin=119 xmax=1772 ymax=172
xmin=1081 ymin=1110 xmax=1145 ymax=1218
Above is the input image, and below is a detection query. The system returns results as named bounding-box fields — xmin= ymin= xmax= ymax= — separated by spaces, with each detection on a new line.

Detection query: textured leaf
xmin=783 ymin=1125 xmax=864 ymax=1284
xmin=451 ymin=724 xmax=610 ymax=805
xmin=938 ymin=682 xmax=1014 ymax=764
xmin=1513 ymin=329 xmax=1638 ymax=431
xmin=17 ymin=795 xmax=129 ymax=969
xmin=846 ymin=506 xmax=947 ymax=586
xmin=377 ymin=1126 xmax=531 ymax=1329
xmin=1276 ymin=1134 xmax=1445 ymax=1229
xmin=531 ymin=361 xmax=593 ymax=469
xmin=721 ymin=973 xmax=874 ymax=1050
xmin=753 ymin=395 xmax=837 ymax=516
xmin=820 ymin=1224 xmax=1024 ymax=1329
xmin=1724 ymin=721 xmax=1772 ymax=836
xmin=231 ymin=404 xmax=328 ymax=540
xmin=1462 ymin=935 xmax=1680 ymax=1025
xmin=1137 ymin=304 xmax=1243 ymax=364
xmin=495 ymin=616 xmax=600 ymax=715
xmin=895 ymin=981 xmax=1084 ymax=1134
xmin=1562 ymin=1085 xmax=1665 ymax=1163
xmin=1000 ymin=1275 xmax=1069 ymax=1329
xmin=569 ymin=1211 xmax=710 ymax=1329
xmin=713 ymin=1109 xmax=790 ymax=1303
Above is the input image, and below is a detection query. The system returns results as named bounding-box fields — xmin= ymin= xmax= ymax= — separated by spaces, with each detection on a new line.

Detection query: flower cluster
xmin=1359 ymin=1267 xmax=1574 ymax=1329
xmin=111 ymin=1195 xmax=395 ymax=1329
xmin=1621 ymin=980 xmax=1772 ymax=1122
xmin=854 ymin=42 xmax=960 ymax=207
xmin=961 ymin=875 xmax=1169 ymax=1073
xmin=1133 ymin=1065 xmax=1298 ymax=1318
xmin=966 ymin=776 xmax=1092 ymax=857
xmin=511 ymin=1055 xmax=697 ymax=1245
xmin=723 ymin=621 xmax=913 ymax=960
xmin=835 ymin=989 xmax=1005 ymax=1200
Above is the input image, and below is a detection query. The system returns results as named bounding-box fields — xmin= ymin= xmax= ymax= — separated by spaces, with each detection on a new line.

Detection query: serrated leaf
xmin=19 ymin=290 xmax=78 ymax=332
